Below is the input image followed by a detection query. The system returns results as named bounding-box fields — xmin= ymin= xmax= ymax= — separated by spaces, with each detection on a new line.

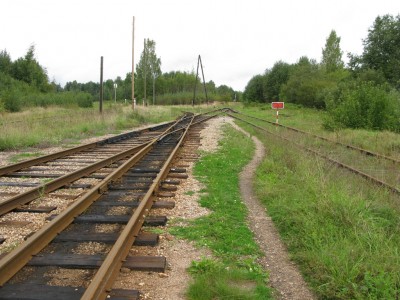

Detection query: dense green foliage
xmin=0 ymin=41 xmax=238 ymax=113
xmin=0 ymin=45 xmax=92 ymax=112
xmin=243 ymin=14 xmax=400 ymax=132
xmin=243 ymin=75 xmax=264 ymax=102
xmin=263 ymin=61 xmax=291 ymax=101
xmin=280 ymin=57 xmax=329 ymax=108
xmin=324 ymin=81 xmax=400 ymax=131
xmin=358 ymin=14 xmax=400 ymax=89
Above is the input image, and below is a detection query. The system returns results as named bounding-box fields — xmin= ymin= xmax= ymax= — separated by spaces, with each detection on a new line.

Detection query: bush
xmin=76 ymin=93 xmax=93 ymax=108
xmin=324 ymin=81 xmax=400 ymax=132
xmin=3 ymin=90 xmax=22 ymax=112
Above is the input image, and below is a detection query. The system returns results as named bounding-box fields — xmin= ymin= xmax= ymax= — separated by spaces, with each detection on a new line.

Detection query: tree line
xmin=243 ymin=14 xmax=400 ymax=132
xmin=0 ymin=39 xmax=239 ymax=112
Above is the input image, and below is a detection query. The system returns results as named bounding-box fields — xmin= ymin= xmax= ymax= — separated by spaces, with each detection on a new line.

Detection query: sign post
xmin=271 ymin=102 xmax=284 ymax=124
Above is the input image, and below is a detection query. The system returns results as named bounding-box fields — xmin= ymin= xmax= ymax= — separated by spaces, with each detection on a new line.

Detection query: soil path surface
xmin=232 ymin=123 xmax=316 ymax=300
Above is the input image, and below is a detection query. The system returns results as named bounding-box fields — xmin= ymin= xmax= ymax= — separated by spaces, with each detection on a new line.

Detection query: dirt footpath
xmin=232 ymin=122 xmax=316 ymax=300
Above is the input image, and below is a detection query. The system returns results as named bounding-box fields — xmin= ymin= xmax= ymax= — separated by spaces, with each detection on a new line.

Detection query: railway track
xmin=228 ymin=110 xmax=400 ymax=195
xmin=0 ymin=110 xmax=219 ymax=299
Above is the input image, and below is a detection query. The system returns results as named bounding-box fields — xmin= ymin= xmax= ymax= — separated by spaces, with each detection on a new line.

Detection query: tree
xmin=11 ymin=45 xmax=50 ymax=92
xmin=263 ymin=60 xmax=291 ymax=101
xmin=243 ymin=75 xmax=264 ymax=102
xmin=361 ymin=14 xmax=400 ymax=88
xmin=0 ymin=49 xmax=12 ymax=75
xmin=216 ymin=84 xmax=234 ymax=101
xmin=321 ymin=30 xmax=344 ymax=73
xmin=280 ymin=57 xmax=327 ymax=108
xmin=135 ymin=39 xmax=161 ymax=104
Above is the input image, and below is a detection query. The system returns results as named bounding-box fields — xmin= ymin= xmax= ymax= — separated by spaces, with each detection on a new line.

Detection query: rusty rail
xmin=82 ymin=115 xmax=195 ymax=299
xmin=0 ymin=115 xmax=187 ymax=286
xmin=0 ymin=111 xmax=220 ymax=298
xmin=0 ymin=121 xmax=175 ymax=177
xmin=228 ymin=113 xmax=400 ymax=195
xmin=232 ymin=110 xmax=400 ymax=164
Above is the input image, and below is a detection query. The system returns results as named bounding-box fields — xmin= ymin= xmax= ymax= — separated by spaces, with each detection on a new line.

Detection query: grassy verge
xmin=236 ymin=118 xmax=400 ymax=299
xmin=170 ymin=125 xmax=272 ymax=299
xmin=238 ymin=103 xmax=400 ymax=160
xmin=0 ymin=103 xmax=221 ymax=151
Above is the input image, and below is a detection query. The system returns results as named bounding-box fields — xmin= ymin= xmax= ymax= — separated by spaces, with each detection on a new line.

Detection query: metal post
xmin=99 ymin=56 xmax=103 ymax=113
xmin=131 ymin=16 xmax=135 ymax=110
xmin=152 ymin=76 xmax=155 ymax=105
xmin=114 ymin=83 xmax=117 ymax=103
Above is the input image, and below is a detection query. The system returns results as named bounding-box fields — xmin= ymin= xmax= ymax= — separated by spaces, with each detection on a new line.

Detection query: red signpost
xmin=271 ymin=102 xmax=284 ymax=124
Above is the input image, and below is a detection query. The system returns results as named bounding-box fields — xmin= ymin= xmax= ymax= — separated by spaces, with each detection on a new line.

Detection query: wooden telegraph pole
xmin=100 ymin=56 xmax=103 ymax=113
xmin=144 ymin=38 xmax=147 ymax=106
xmin=131 ymin=16 xmax=135 ymax=110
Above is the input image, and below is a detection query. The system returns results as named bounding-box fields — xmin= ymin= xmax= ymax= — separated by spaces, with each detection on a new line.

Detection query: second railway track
xmin=0 ymin=110 xmax=219 ymax=299
xmin=228 ymin=110 xmax=400 ymax=195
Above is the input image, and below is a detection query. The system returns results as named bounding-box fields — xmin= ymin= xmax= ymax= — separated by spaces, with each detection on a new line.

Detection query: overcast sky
xmin=1 ymin=0 xmax=399 ymax=91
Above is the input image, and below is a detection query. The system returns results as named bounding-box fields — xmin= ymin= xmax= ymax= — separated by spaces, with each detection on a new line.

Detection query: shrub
xmin=76 ymin=93 xmax=93 ymax=108
xmin=3 ymin=90 xmax=22 ymax=112
xmin=324 ymin=81 xmax=400 ymax=132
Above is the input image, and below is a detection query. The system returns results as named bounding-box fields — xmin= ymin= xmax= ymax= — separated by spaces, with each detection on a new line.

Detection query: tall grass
xmin=0 ymin=104 xmax=182 ymax=150
xmin=239 ymin=103 xmax=400 ymax=160
xmin=238 ymin=119 xmax=400 ymax=299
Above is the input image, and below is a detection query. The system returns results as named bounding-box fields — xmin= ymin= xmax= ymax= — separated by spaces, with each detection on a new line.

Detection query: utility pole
xmin=152 ymin=75 xmax=156 ymax=105
xmin=199 ymin=55 xmax=209 ymax=105
xmin=131 ymin=16 xmax=135 ymax=110
xmin=99 ymin=56 xmax=103 ymax=113
xmin=143 ymin=38 xmax=147 ymax=106
xmin=114 ymin=83 xmax=117 ymax=103
xmin=192 ymin=55 xmax=208 ymax=106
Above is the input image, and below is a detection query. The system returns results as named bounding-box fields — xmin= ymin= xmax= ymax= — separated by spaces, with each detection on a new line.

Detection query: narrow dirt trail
xmin=232 ymin=122 xmax=316 ymax=300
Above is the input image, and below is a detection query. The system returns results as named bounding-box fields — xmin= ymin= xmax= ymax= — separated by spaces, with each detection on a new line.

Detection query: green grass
xmin=9 ymin=151 xmax=44 ymax=163
xmin=0 ymin=101 xmax=217 ymax=151
xmin=0 ymin=103 xmax=222 ymax=152
xmin=235 ymin=116 xmax=400 ymax=299
xmin=237 ymin=103 xmax=400 ymax=160
xmin=170 ymin=125 xmax=271 ymax=299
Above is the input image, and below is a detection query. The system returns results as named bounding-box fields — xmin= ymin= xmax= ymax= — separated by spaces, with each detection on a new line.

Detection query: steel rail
xmin=229 ymin=113 xmax=400 ymax=195
xmin=0 ymin=121 xmax=174 ymax=177
xmin=0 ymin=116 xmax=186 ymax=286
xmin=0 ymin=142 xmax=149 ymax=216
xmin=233 ymin=110 xmax=400 ymax=164
xmin=82 ymin=115 xmax=195 ymax=300
xmin=0 ymin=113 xmax=218 ymax=217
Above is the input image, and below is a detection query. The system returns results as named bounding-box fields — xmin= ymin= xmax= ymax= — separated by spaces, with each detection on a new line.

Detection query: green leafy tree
xmin=321 ymin=30 xmax=344 ymax=73
xmin=243 ymin=75 xmax=264 ymax=102
xmin=280 ymin=57 xmax=327 ymax=108
xmin=362 ymin=15 xmax=400 ymax=88
xmin=216 ymin=84 xmax=234 ymax=101
xmin=0 ymin=50 xmax=12 ymax=75
xmin=136 ymin=39 xmax=161 ymax=104
xmin=263 ymin=60 xmax=291 ymax=101
xmin=11 ymin=45 xmax=51 ymax=92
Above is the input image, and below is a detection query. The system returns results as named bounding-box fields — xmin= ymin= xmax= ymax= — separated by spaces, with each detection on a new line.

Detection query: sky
xmin=0 ymin=0 xmax=399 ymax=91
